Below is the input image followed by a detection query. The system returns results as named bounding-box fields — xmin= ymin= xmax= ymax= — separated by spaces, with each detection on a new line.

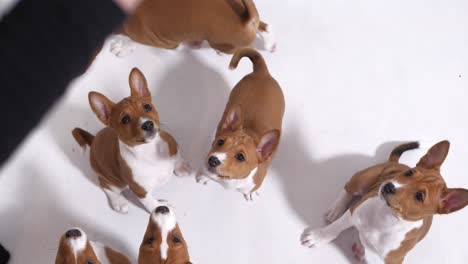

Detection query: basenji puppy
xmin=110 ymin=0 xmax=276 ymax=57
xmin=197 ymin=48 xmax=285 ymax=201
xmin=72 ymin=68 xmax=191 ymax=213
xmin=55 ymin=228 xmax=130 ymax=264
xmin=301 ymin=141 xmax=468 ymax=264
xmin=139 ymin=205 xmax=191 ymax=264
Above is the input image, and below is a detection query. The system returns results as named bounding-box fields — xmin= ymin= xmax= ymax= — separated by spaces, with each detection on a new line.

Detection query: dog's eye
xmin=121 ymin=115 xmax=131 ymax=124
xmin=144 ymin=104 xmax=152 ymax=112
xmin=172 ymin=236 xmax=182 ymax=243
xmin=415 ymin=192 xmax=425 ymax=202
xmin=217 ymin=139 xmax=225 ymax=146
xmin=85 ymin=261 xmax=94 ymax=264
xmin=404 ymin=170 xmax=413 ymax=177
xmin=235 ymin=153 xmax=245 ymax=162
xmin=146 ymin=237 xmax=154 ymax=245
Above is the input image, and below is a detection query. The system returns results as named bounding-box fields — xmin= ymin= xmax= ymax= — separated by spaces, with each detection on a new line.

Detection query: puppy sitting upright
xmin=111 ymin=0 xmax=275 ymax=56
xmin=55 ymin=228 xmax=130 ymax=264
xmin=72 ymin=68 xmax=191 ymax=213
xmin=301 ymin=141 xmax=468 ymax=264
xmin=139 ymin=205 xmax=191 ymax=264
xmin=197 ymin=48 xmax=285 ymax=200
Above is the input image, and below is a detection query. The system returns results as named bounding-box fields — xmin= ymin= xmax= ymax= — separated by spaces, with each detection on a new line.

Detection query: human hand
xmin=113 ymin=0 xmax=143 ymax=13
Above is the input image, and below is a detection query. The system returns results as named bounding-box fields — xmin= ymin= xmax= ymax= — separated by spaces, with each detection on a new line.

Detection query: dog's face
xmin=139 ymin=206 xmax=191 ymax=264
xmin=55 ymin=228 xmax=100 ymax=264
xmin=206 ymin=105 xmax=280 ymax=180
xmin=89 ymin=68 xmax=160 ymax=146
xmin=380 ymin=141 xmax=468 ymax=221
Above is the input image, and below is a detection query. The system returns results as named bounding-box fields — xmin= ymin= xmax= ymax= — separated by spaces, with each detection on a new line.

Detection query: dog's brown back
xmin=122 ymin=0 xmax=260 ymax=53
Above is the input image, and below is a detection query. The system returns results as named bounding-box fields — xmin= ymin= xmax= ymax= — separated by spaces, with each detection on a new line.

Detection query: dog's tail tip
xmin=72 ymin=128 xmax=95 ymax=149
xmin=389 ymin=141 xmax=420 ymax=162
xmin=229 ymin=48 xmax=269 ymax=75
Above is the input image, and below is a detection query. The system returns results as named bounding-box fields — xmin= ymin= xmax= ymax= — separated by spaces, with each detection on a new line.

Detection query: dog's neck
xmin=118 ymin=133 xmax=171 ymax=160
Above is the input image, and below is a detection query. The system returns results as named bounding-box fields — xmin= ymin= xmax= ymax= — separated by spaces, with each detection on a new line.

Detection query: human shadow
xmin=273 ymin=123 xmax=403 ymax=263
xmin=150 ymin=50 xmax=231 ymax=171
xmin=0 ymin=164 xmax=136 ymax=263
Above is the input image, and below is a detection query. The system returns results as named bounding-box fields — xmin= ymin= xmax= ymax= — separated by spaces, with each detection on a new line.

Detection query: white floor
xmin=1 ymin=0 xmax=468 ymax=263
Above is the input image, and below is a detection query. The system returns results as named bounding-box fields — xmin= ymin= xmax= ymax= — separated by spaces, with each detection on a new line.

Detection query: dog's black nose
xmin=383 ymin=182 xmax=396 ymax=195
xmin=65 ymin=229 xmax=82 ymax=238
xmin=208 ymin=156 xmax=221 ymax=168
xmin=141 ymin=121 xmax=154 ymax=131
xmin=155 ymin=206 xmax=170 ymax=214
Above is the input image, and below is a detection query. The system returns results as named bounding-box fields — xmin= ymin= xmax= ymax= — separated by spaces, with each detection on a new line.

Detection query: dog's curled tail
xmin=72 ymin=128 xmax=95 ymax=149
xmin=229 ymin=48 xmax=269 ymax=75
xmin=389 ymin=142 xmax=420 ymax=162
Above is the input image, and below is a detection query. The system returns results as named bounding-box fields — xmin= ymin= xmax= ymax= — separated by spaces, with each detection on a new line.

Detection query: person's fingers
xmin=113 ymin=0 xmax=143 ymax=13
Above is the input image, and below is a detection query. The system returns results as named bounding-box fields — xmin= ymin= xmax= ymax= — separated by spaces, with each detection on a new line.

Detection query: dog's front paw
xmin=110 ymin=35 xmax=134 ymax=58
xmin=174 ymin=160 xmax=192 ymax=177
xmin=196 ymin=171 xmax=210 ymax=185
xmin=243 ymin=191 xmax=260 ymax=202
xmin=300 ymin=228 xmax=330 ymax=248
xmin=109 ymin=196 xmax=129 ymax=214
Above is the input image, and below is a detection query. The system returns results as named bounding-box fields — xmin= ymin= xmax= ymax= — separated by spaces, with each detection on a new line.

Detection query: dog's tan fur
xmin=55 ymin=229 xmax=130 ymax=264
xmin=72 ymin=68 xmax=182 ymax=212
xmin=204 ymin=48 xmax=284 ymax=195
xmin=342 ymin=141 xmax=468 ymax=263
xmin=120 ymin=0 xmax=270 ymax=53
xmin=139 ymin=209 xmax=191 ymax=264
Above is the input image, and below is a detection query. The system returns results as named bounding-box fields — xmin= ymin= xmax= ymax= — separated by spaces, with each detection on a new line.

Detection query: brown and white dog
xmin=110 ymin=0 xmax=275 ymax=56
xmin=139 ymin=205 xmax=191 ymax=264
xmin=301 ymin=141 xmax=468 ymax=264
xmin=197 ymin=48 xmax=285 ymax=200
xmin=55 ymin=228 xmax=131 ymax=264
xmin=72 ymin=68 xmax=191 ymax=213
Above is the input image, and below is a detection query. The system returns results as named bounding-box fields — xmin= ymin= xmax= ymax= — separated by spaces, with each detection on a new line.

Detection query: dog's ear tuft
xmin=438 ymin=188 xmax=468 ymax=214
xmin=417 ymin=140 xmax=450 ymax=170
xmin=129 ymin=67 xmax=151 ymax=97
xmin=257 ymin=130 xmax=280 ymax=161
xmin=88 ymin=92 xmax=115 ymax=125
xmin=222 ymin=104 xmax=243 ymax=131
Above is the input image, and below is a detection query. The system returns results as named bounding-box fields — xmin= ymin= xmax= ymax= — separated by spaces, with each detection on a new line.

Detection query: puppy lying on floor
xmin=73 ymin=68 xmax=191 ymax=213
xmin=301 ymin=141 xmax=468 ymax=264
xmin=111 ymin=0 xmax=275 ymax=56
xmin=55 ymin=228 xmax=130 ymax=264
xmin=139 ymin=205 xmax=191 ymax=264
xmin=197 ymin=48 xmax=285 ymax=201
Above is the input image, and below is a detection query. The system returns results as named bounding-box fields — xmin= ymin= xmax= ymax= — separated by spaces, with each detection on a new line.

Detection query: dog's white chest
xmin=119 ymin=136 xmax=176 ymax=191
xmin=352 ymin=197 xmax=423 ymax=259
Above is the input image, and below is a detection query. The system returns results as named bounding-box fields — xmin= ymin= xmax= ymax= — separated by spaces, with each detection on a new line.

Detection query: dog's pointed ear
xmin=129 ymin=67 xmax=151 ymax=97
xmin=257 ymin=130 xmax=280 ymax=161
xmin=417 ymin=140 xmax=450 ymax=170
xmin=88 ymin=92 xmax=115 ymax=125
xmin=222 ymin=104 xmax=243 ymax=131
xmin=438 ymin=188 xmax=468 ymax=214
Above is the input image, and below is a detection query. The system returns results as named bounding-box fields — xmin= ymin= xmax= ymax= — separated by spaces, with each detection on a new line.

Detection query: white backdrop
xmin=1 ymin=0 xmax=468 ymax=263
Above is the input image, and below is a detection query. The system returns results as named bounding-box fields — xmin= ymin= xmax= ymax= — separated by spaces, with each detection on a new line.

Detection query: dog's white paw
xmin=196 ymin=171 xmax=210 ymax=185
xmin=259 ymin=24 xmax=276 ymax=53
xmin=110 ymin=35 xmax=134 ymax=58
xmin=109 ymin=196 xmax=129 ymax=214
xmin=174 ymin=160 xmax=192 ymax=177
xmin=243 ymin=191 xmax=260 ymax=202
xmin=300 ymin=228 xmax=330 ymax=248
